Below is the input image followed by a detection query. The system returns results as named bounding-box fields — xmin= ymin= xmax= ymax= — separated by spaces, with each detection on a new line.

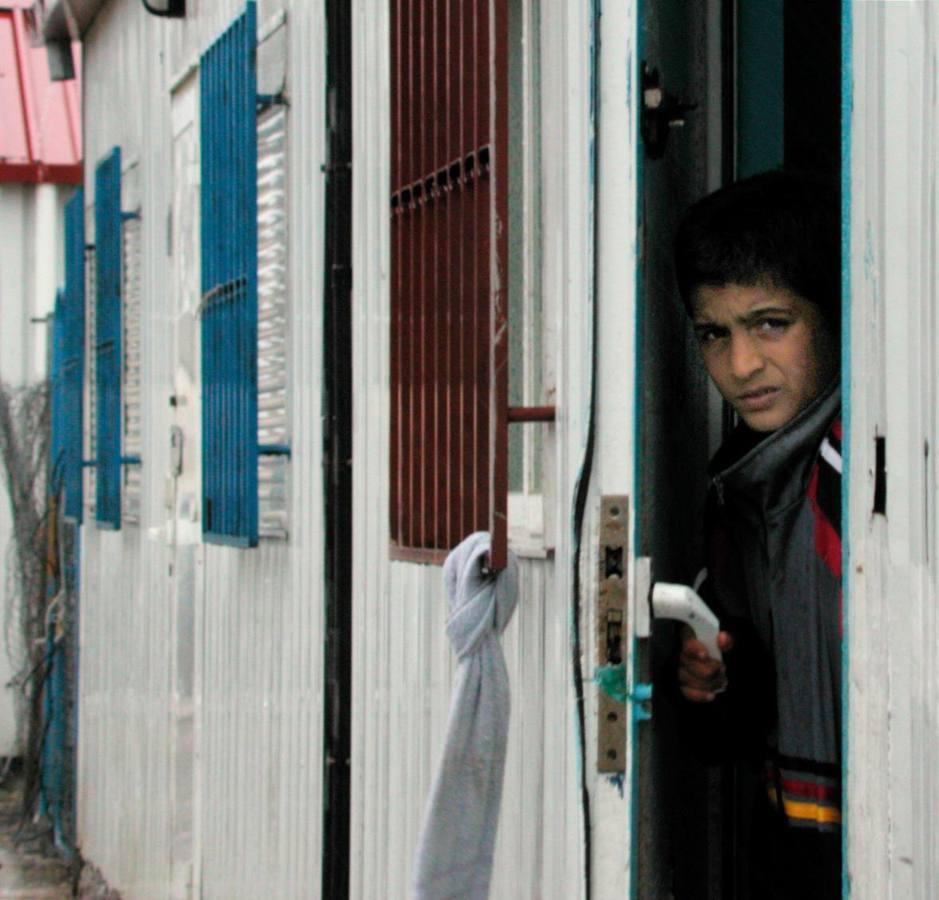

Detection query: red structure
xmin=389 ymin=0 xmax=510 ymax=568
xmin=0 ymin=0 xmax=80 ymax=184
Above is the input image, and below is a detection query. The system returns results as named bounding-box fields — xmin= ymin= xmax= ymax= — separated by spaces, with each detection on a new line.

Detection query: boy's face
xmin=691 ymin=282 xmax=837 ymax=433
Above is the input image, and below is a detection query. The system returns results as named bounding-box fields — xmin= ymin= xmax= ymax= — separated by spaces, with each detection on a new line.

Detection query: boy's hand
xmin=678 ymin=626 xmax=734 ymax=702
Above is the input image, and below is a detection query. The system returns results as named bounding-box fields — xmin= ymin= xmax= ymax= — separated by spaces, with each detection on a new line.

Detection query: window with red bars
xmin=389 ymin=1 xmax=510 ymax=568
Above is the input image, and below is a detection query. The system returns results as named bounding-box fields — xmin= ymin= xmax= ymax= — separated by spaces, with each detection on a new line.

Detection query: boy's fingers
xmin=680 ymin=645 xmax=721 ymax=670
xmin=678 ymin=662 xmax=726 ymax=689
xmin=681 ymin=635 xmax=710 ymax=659
xmin=680 ymin=685 xmax=716 ymax=703
xmin=680 ymin=658 xmax=720 ymax=681
xmin=679 ymin=626 xmax=730 ymax=701
xmin=678 ymin=669 xmax=709 ymax=690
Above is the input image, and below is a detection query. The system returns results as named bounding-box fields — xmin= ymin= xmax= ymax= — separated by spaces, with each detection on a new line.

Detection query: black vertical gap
xmin=321 ymin=0 xmax=353 ymax=895
xmin=721 ymin=0 xmax=737 ymax=187
xmin=873 ymin=435 xmax=887 ymax=516
xmin=783 ymin=0 xmax=841 ymax=178
xmin=720 ymin=9 xmax=740 ymax=893
xmin=721 ymin=0 xmax=738 ymax=450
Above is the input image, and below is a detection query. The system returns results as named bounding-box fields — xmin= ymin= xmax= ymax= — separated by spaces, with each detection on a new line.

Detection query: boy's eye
xmin=754 ymin=317 xmax=791 ymax=335
xmin=695 ymin=326 xmax=726 ymax=345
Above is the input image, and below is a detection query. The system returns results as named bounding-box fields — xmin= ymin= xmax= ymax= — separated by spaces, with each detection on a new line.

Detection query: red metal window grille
xmin=389 ymin=0 xmax=510 ymax=568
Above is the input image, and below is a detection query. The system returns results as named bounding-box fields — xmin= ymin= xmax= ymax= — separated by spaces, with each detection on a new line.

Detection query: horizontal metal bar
xmin=0 ymin=161 xmax=81 ymax=185
xmin=197 ymin=276 xmax=248 ymax=317
xmin=507 ymin=405 xmax=556 ymax=423
xmin=390 ymin=145 xmax=492 ymax=211
xmin=257 ymin=92 xmax=287 ymax=110
xmin=121 ymin=210 xmax=141 ymax=222
xmin=203 ymin=531 xmax=256 ymax=549
xmin=94 ymin=520 xmax=120 ymax=532
xmin=120 ymin=455 xmax=142 ymax=465
xmin=82 ymin=459 xmax=97 ymax=468
xmin=389 ymin=543 xmax=449 ymax=566
xmin=258 ymin=443 xmax=291 ymax=457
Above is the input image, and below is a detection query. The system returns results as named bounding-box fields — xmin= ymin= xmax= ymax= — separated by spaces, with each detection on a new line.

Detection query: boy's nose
xmin=729 ymin=333 xmax=765 ymax=380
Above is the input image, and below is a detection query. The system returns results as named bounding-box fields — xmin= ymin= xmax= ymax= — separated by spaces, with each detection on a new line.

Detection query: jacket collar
xmin=709 ymin=379 xmax=841 ymax=516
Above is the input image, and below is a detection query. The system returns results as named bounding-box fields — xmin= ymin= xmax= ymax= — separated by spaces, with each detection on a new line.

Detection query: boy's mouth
xmin=736 ymin=386 xmax=781 ymax=411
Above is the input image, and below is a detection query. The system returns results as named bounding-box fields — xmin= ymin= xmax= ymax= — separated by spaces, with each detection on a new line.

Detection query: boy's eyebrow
xmin=738 ymin=305 xmax=796 ymax=325
xmin=693 ymin=305 xmax=795 ymax=327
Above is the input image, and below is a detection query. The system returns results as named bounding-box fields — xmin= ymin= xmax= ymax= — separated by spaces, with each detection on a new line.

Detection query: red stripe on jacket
xmin=807 ymin=464 xmax=841 ymax=578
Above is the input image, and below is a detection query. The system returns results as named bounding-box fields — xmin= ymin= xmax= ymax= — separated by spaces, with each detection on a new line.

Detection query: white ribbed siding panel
xmin=349 ymin=554 xmax=581 ymax=900
xmin=79 ymin=531 xmax=172 ymax=897
xmin=351 ymin=1 xmax=638 ymax=896
xmin=196 ymin=3 xmax=327 ymax=898
xmin=199 ymin=538 xmax=325 ymax=900
xmin=165 ymin=0 xmax=287 ymax=92
xmin=79 ymin=0 xmax=175 ymax=895
xmin=78 ymin=1 xmax=328 ymax=898
xmin=847 ymin=4 xmax=939 ymax=896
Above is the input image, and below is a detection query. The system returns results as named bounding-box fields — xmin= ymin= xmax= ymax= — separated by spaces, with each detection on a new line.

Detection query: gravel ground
xmin=0 ymin=771 xmax=75 ymax=899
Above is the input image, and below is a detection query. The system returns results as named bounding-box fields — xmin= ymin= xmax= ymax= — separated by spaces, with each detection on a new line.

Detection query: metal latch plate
xmin=597 ymin=495 xmax=628 ymax=773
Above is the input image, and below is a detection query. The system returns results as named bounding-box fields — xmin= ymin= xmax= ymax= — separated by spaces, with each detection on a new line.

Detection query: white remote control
xmin=651 ymin=582 xmax=722 ymax=662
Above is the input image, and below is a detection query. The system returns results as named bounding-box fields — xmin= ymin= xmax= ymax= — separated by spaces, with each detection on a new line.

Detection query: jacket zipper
xmin=713 ymin=476 xmax=725 ymax=506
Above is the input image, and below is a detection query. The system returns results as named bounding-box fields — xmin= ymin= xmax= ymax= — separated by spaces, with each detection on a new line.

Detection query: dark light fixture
xmin=141 ymin=0 xmax=184 ymax=18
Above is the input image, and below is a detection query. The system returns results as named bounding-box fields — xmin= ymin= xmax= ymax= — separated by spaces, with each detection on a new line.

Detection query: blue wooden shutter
xmin=63 ymin=189 xmax=85 ymax=522
xmin=50 ymin=291 xmax=67 ymax=496
xmin=95 ymin=149 xmax=122 ymax=529
xmin=200 ymin=2 xmax=259 ymax=547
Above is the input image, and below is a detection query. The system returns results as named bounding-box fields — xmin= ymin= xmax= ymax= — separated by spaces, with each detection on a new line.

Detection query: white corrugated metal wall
xmin=80 ymin=2 xmax=174 ymax=894
xmin=351 ymin=1 xmax=639 ymax=896
xmin=0 ymin=181 xmax=69 ymax=759
xmin=847 ymin=3 xmax=939 ymax=896
xmin=78 ymin=0 xmax=328 ymax=896
xmin=73 ymin=0 xmax=939 ymax=895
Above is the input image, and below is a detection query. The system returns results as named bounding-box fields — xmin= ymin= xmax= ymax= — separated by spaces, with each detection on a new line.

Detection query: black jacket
xmin=695 ymin=379 xmax=843 ymax=832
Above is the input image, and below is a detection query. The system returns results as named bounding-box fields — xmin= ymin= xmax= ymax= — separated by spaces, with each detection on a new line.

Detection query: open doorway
xmin=636 ymin=2 xmax=843 ymax=896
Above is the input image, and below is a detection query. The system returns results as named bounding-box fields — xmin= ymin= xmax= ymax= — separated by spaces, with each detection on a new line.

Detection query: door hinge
xmin=640 ymin=62 xmax=697 ymax=160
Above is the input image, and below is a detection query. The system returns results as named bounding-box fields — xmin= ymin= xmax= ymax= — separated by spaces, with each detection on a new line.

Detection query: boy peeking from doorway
xmin=674 ymin=171 xmax=842 ymax=899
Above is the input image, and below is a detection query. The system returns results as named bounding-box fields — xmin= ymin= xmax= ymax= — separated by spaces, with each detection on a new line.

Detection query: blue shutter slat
xmin=63 ymin=189 xmax=85 ymax=522
xmin=95 ymin=149 xmax=122 ymax=529
xmin=200 ymin=2 xmax=259 ymax=547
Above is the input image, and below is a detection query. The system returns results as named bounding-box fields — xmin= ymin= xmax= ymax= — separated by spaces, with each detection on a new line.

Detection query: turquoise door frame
xmin=839 ymin=3 xmax=852 ymax=896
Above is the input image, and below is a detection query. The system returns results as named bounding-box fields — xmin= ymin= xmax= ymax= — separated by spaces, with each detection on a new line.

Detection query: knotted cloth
xmin=412 ymin=532 xmax=519 ymax=899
